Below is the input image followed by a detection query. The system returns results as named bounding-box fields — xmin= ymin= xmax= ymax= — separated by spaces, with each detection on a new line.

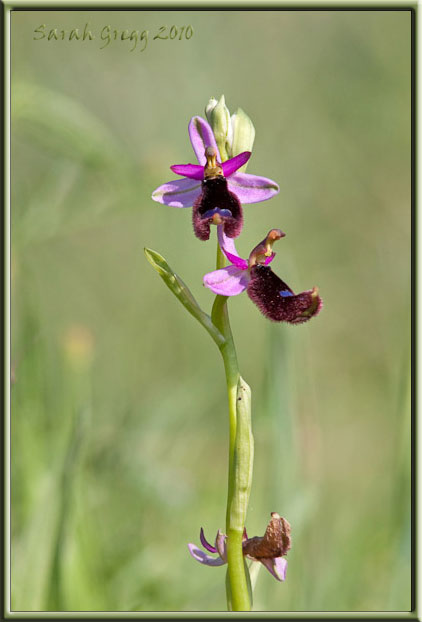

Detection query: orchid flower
xmin=151 ymin=116 xmax=279 ymax=240
xmin=188 ymin=513 xmax=291 ymax=583
xmin=204 ymin=227 xmax=323 ymax=324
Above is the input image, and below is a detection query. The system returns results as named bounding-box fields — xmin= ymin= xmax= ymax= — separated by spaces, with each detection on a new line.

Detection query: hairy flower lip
xmin=248 ymin=265 xmax=323 ymax=324
xmin=193 ymin=176 xmax=243 ymax=240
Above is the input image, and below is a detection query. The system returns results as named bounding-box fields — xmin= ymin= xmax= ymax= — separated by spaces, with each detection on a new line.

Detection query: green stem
xmin=211 ymin=291 xmax=238 ymax=528
xmin=211 ymin=244 xmax=252 ymax=612
xmin=227 ymin=376 xmax=253 ymax=611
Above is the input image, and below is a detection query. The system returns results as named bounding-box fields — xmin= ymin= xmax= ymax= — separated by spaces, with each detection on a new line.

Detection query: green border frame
xmin=3 ymin=1 xmax=417 ymax=619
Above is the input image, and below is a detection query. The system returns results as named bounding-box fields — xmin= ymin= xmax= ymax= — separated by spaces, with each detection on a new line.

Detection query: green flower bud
xmin=205 ymin=94 xmax=232 ymax=162
xmin=231 ymin=108 xmax=255 ymax=172
xmin=205 ymin=96 xmax=218 ymax=123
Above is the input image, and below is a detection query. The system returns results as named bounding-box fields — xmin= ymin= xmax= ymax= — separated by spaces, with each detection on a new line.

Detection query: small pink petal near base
xmin=217 ymin=226 xmax=248 ymax=269
xmin=215 ymin=530 xmax=228 ymax=563
xmin=260 ymin=557 xmax=288 ymax=581
xmin=187 ymin=543 xmax=225 ymax=566
xmin=203 ymin=265 xmax=250 ymax=296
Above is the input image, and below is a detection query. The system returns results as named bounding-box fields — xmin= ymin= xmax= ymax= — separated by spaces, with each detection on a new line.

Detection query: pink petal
xmin=203 ymin=265 xmax=249 ymax=296
xmin=187 ymin=543 xmax=225 ymax=566
xmin=222 ymin=152 xmax=251 ymax=177
xmin=273 ymin=556 xmax=288 ymax=580
xmin=228 ymin=172 xmax=280 ymax=204
xmin=188 ymin=116 xmax=220 ymax=166
xmin=170 ymin=163 xmax=204 ymax=180
xmin=259 ymin=557 xmax=288 ymax=581
xmin=217 ymin=226 xmax=248 ymax=269
xmin=152 ymin=177 xmax=201 ymax=207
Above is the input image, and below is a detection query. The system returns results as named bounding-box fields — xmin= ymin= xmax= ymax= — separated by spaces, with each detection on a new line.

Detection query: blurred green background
xmin=11 ymin=9 xmax=411 ymax=613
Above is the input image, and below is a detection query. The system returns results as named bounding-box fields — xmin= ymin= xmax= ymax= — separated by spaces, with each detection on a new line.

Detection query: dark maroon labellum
xmin=247 ymin=265 xmax=322 ymax=324
xmin=192 ymin=177 xmax=243 ymax=241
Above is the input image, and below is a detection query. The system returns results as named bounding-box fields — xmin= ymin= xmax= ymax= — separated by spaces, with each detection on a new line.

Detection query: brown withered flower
xmin=188 ymin=513 xmax=291 ymax=582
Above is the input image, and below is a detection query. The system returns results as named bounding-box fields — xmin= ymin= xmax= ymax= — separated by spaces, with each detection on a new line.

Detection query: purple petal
xmin=215 ymin=530 xmax=227 ymax=563
xmin=259 ymin=557 xmax=288 ymax=582
xmin=203 ymin=265 xmax=249 ymax=296
xmin=188 ymin=116 xmax=220 ymax=166
xmin=170 ymin=163 xmax=204 ymax=180
xmin=274 ymin=556 xmax=288 ymax=580
xmin=187 ymin=543 xmax=225 ymax=566
xmin=222 ymin=152 xmax=251 ymax=177
xmin=217 ymin=226 xmax=248 ymax=269
xmin=228 ymin=172 xmax=280 ymax=204
xmin=152 ymin=177 xmax=201 ymax=207
xmin=200 ymin=528 xmax=217 ymax=553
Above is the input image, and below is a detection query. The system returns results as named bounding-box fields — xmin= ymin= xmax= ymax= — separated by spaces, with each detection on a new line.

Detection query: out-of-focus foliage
xmin=11 ymin=10 xmax=411 ymax=612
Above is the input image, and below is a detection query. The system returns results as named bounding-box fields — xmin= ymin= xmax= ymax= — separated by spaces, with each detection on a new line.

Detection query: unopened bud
xmin=205 ymin=94 xmax=232 ymax=161
xmin=231 ymin=107 xmax=255 ymax=171
xmin=205 ymin=96 xmax=218 ymax=122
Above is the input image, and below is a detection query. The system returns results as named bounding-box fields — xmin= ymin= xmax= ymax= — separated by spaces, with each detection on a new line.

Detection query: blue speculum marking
xmin=280 ymin=291 xmax=293 ymax=298
xmin=202 ymin=207 xmax=232 ymax=218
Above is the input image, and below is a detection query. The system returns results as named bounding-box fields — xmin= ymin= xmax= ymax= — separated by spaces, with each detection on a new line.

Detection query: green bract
xmin=144 ymin=247 xmax=225 ymax=348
